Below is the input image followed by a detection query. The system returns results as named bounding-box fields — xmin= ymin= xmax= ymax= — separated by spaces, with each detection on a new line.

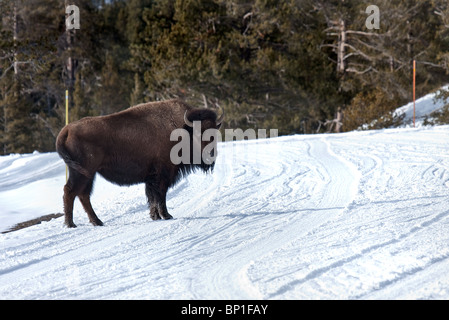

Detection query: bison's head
xmin=183 ymin=107 xmax=224 ymax=172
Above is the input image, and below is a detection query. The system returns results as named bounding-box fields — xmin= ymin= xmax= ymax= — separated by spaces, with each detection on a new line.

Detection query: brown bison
xmin=56 ymin=99 xmax=223 ymax=228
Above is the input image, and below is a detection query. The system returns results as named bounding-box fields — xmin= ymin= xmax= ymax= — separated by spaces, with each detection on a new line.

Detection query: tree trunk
xmin=13 ymin=0 xmax=18 ymax=76
xmin=337 ymin=19 xmax=346 ymax=74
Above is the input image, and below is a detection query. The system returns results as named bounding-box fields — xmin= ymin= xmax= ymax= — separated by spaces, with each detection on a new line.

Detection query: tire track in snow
xmin=257 ymin=129 xmax=449 ymax=299
xmin=265 ymin=208 xmax=449 ymax=299
xmin=189 ymin=137 xmax=360 ymax=299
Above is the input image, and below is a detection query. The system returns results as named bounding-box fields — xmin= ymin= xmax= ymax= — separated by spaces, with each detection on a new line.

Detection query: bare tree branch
xmin=343 ymin=43 xmax=375 ymax=62
xmin=345 ymin=30 xmax=381 ymax=37
xmin=346 ymin=66 xmax=374 ymax=75
xmin=0 ymin=65 xmax=14 ymax=79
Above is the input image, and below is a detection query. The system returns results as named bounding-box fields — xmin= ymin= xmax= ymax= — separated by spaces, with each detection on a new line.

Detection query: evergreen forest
xmin=1 ymin=0 xmax=449 ymax=154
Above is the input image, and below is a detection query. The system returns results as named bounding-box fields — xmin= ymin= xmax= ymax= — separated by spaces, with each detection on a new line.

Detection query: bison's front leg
xmin=149 ymin=201 xmax=161 ymax=220
xmin=157 ymin=199 xmax=173 ymax=220
xmin=145 ymin=181 xmax=173 ymax=220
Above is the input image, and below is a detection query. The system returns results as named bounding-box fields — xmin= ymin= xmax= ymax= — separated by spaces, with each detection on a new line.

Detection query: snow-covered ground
xmin=1 ymin=124 xmax=449 ymax=299
xmin=394 ymin=85 xmax=449 ymax=127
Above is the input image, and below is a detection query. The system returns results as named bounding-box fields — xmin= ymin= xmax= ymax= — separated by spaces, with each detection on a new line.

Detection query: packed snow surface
xmin=1 ymin=125 xmax=449 ymax=299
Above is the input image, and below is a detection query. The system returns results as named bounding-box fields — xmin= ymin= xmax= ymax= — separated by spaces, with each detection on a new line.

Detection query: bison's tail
xmin=56 ymin=128 xmax=92 ymax=179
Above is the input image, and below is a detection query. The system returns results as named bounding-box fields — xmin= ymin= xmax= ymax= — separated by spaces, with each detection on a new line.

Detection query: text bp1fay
xmin=181 ymin=304 xmax=268 ymax=317
xmin=226 ymin=304 xmax=268 ymax=315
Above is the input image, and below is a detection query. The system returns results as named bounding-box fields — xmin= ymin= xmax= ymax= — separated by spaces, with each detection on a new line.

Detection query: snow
xmin=393 ymin=84 xmax=449 ymax=127
xmin=1 ymin=124 xmax=449 ymax=299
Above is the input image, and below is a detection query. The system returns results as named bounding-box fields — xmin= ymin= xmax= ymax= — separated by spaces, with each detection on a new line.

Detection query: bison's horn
xmin=216 ymin=107 xmax=224 ymax=126
xmin=184 ymin=111 xmax=194 ymax=127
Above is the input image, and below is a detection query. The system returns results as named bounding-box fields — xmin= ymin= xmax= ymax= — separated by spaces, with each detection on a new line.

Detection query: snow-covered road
xmin=1 ymin=126 xmax=448 ymax=299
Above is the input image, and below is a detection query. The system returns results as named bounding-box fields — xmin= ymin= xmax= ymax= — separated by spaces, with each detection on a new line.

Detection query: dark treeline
xmin=1 ymin=0 xmax=449 ymax=154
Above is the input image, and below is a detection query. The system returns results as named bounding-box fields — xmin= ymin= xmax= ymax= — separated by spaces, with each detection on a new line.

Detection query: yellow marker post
xmin=65 ymin=90 xmax=69 ymax=182
xmin=413 ymin=60 xmax=416 ymax=128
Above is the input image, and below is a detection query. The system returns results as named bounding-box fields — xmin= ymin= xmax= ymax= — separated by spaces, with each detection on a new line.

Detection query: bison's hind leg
xmin=63 ymin=182 xmax=77 ymax=228
xmin=78 ymin=179 xmax=103 ymax=226
xmin=64 ymin=168 xmax=102 ymax=227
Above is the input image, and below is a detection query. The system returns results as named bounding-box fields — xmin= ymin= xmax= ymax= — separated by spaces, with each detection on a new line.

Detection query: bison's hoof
xmin=90 ymin=219 xmax=104 ymax=226
xmin=161 ymin=213 xmax=173 ymax=220
xmin=65 ymin=222 xmax=77 ymax=228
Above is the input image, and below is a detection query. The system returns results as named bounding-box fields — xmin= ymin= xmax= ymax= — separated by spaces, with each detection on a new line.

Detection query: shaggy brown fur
xmin=56 ymin=99 xmax=223 ymax=228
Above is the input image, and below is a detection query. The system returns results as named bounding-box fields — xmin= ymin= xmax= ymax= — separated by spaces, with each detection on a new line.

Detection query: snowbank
xmin=393 ymin=85 xmax=449 ymax=127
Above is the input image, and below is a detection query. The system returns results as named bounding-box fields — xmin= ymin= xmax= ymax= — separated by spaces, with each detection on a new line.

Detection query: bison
xmin=56 ymin=99 xmax=223 ymax=228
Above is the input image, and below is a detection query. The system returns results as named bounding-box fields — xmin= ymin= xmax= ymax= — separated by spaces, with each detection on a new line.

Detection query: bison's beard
xmin=199 ymin=161 xmax=215 ymax=174
xmin=177 ymin=160 xmax=215 ymax=184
